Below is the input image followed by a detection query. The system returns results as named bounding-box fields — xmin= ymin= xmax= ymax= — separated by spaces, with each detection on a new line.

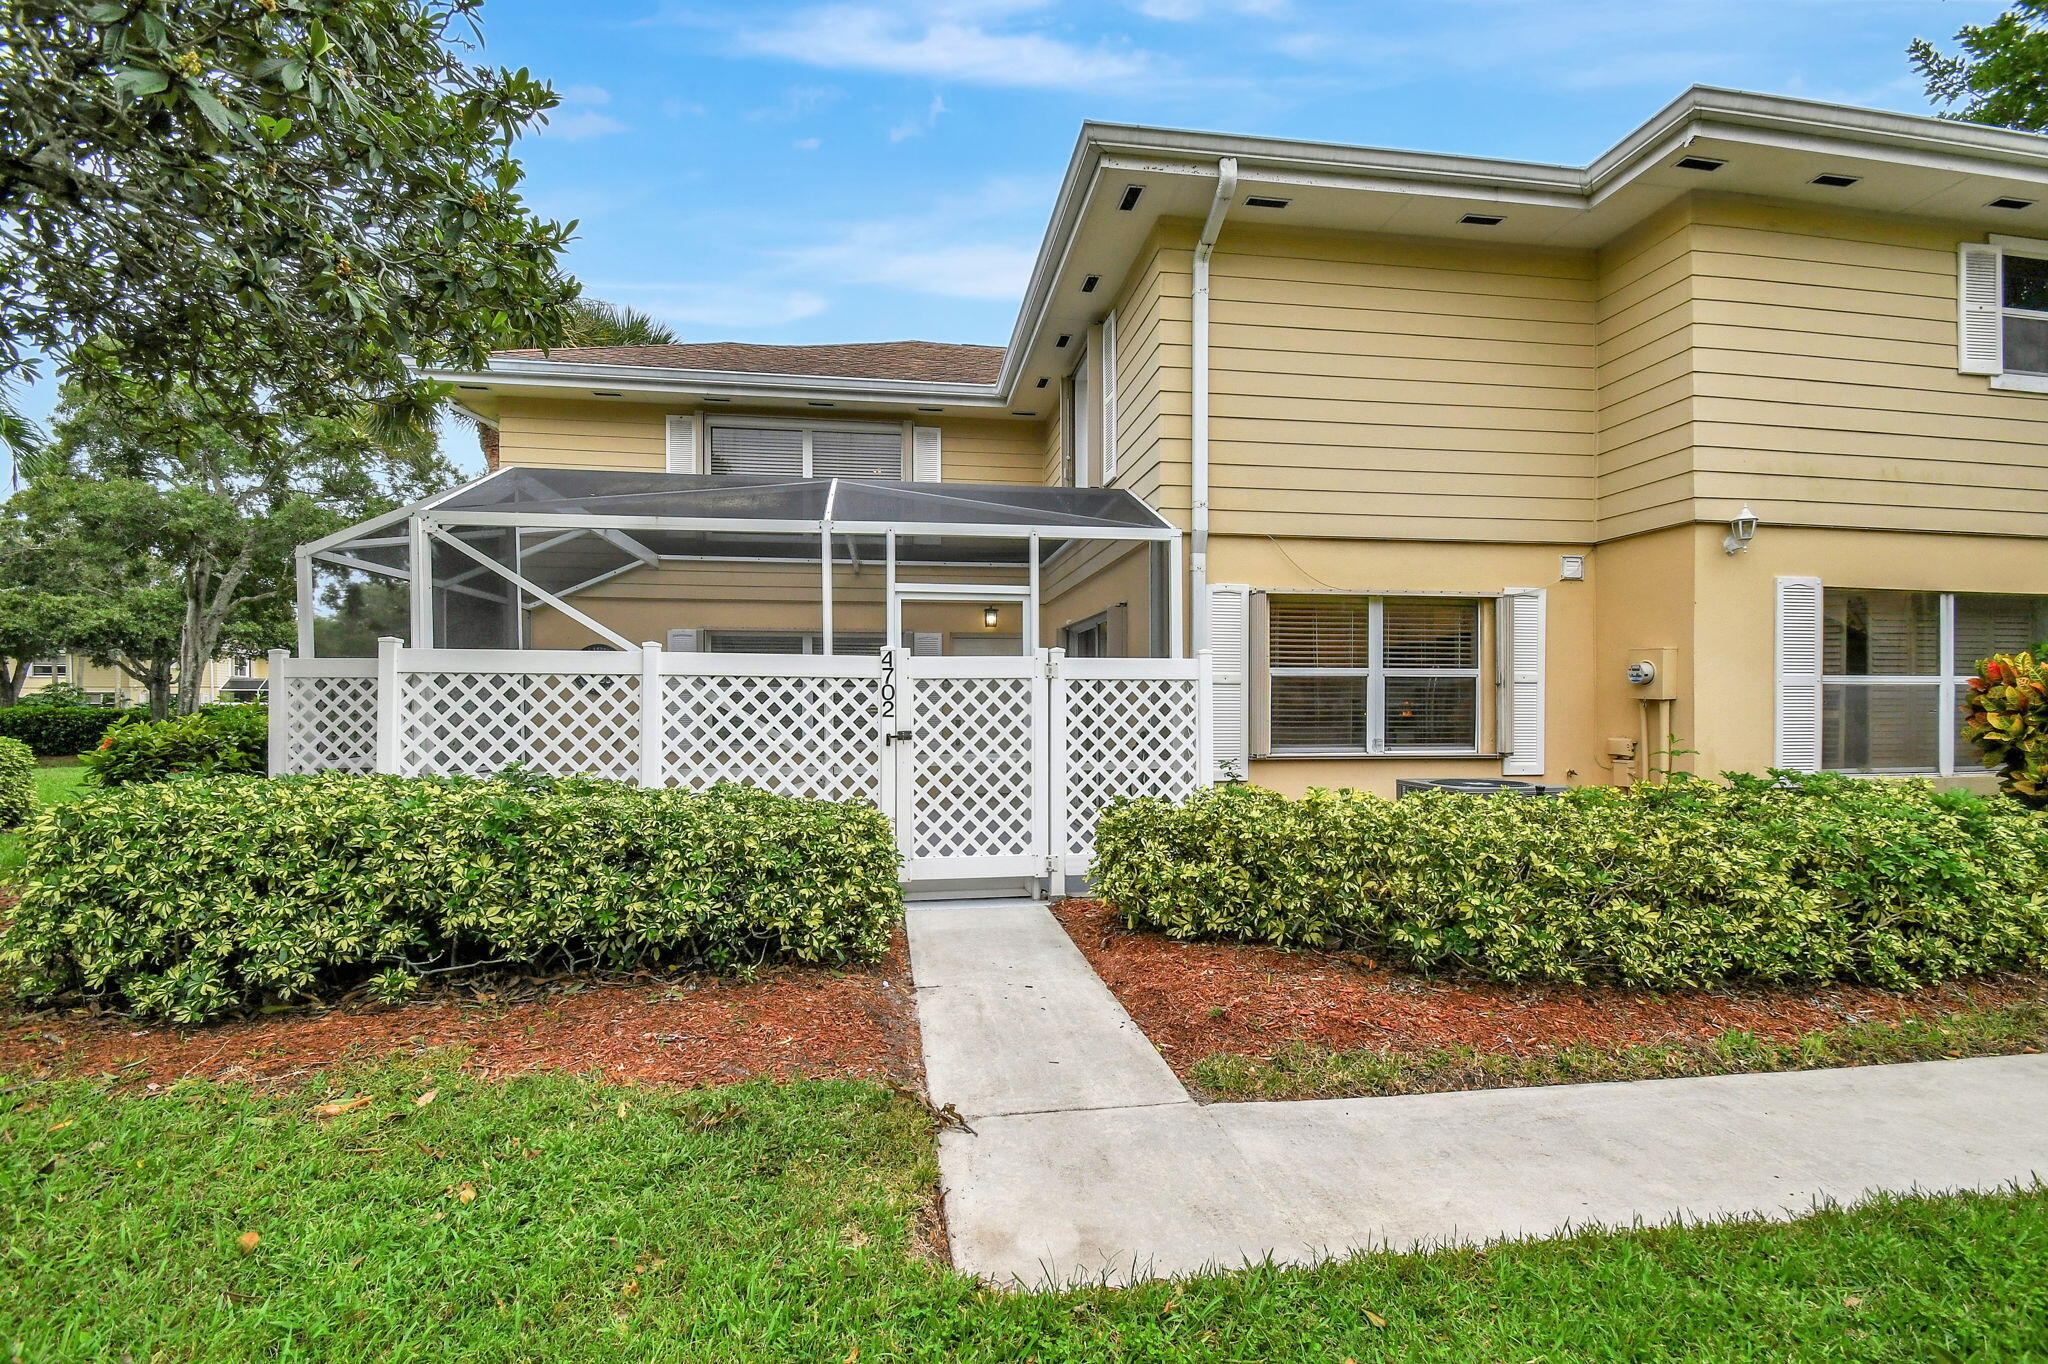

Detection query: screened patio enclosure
xmin=295 ymin=467 xmax=1185 ymax=660
xmin=275 ymin=469 xmax=1207 ymax=890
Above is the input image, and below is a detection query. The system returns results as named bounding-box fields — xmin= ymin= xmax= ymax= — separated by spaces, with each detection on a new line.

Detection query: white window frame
xmin=1972 ymin=236 xmax=2048 ymax=391
xmin=1821 ymin=588 xmax=2031 ymax=777
xmin=1262 ymin=593 xmax=1488 ymax=758
xmin=704 ymin=416 xmax=907 ymax=479
xmin=27 ymin=659 xmax=67 ymax=679
xmin=701 ymin=628 xmax=898 ymax=655
xmin=1061 ymin=610 xmax=1112 ymax=659
xmin=1065 ymin=349 xmax=1091 ymax=488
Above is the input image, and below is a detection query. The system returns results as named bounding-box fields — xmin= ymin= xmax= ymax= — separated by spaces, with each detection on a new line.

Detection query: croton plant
xmin=1961 ymin=650 xmax=2048 ymax=807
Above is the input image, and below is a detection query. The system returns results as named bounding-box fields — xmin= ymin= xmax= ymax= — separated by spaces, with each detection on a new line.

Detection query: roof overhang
xmin=423 ymin=86 xmax=2048 ymax=414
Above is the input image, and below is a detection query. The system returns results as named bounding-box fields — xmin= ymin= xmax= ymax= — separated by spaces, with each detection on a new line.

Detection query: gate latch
xmin=883 ymin=728 xmax=915 ymax=745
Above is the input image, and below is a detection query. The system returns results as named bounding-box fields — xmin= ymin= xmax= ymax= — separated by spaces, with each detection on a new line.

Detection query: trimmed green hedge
xmin=0 ymin=736 xmax=32 ymax=828
xmin=82 ymin=706 xmax=268 ymax=785
xmin=0 ymin=774 xmax=901 ymax=1023
xmin=0 ymin=704 xmax=147 ymax=756
xmin=1093 ymin=774 xmax=2048 ymax=990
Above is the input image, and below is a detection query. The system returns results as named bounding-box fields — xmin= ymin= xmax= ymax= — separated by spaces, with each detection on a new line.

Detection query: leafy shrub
xmin=1961 ymin=651 xmax=2048 ymax=807
xmin=0 ymin=774 xmax=901 ymax=1022
xmin=16 ymin=682 xmax=93 ymax=708
xmin=0 ymin=703 xmax=146 ymax=757
xmin=1092 ymin=773 xmax=2048 ymax=990
xmin=81 ymin=706 xmax=269 ymax=786
xmin=0 ymin=736 xmax=33 ymax=828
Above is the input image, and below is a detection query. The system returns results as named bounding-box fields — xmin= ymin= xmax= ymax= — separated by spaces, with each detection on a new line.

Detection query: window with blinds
xmin=703 ymin=630 xmax=888 ymax=655
xmin=1821 ymin=587 xmax=2048 ymax=775
xmin=1266 ymin=595 xmax=1483 ymax=754
xmin=706 ymin=422 xmax=902 ymax=479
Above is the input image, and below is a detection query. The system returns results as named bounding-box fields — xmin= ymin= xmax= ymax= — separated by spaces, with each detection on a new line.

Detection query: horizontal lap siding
xmin=1596 ymin=201 xmax=1697 ymax=539
xmin=935 ymin=418 xmax=1043 ymax=485
xmin=496 ymin=398 xmax=666 ymax=470
xmin=492 ymin=398 xmax=1041 ymax=485
xmin=1206 ymin=226 xmax=1598 ymax=542
xmin=1684 ymin=194 xmax=2048 ymax=537
xmin=1106 ymin=239 xmax=1191 ymax=517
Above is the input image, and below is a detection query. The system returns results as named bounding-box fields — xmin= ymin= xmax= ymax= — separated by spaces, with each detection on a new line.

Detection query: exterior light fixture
xmin=984 ymin=605 xmax=1001 ymax=629
xmin=1723 ymin=505 xmax=1759 ymax=555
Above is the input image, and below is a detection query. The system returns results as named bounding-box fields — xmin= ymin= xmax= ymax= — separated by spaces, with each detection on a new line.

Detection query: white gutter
xmin=1189 ymin=156 xmax=1237 ymax=659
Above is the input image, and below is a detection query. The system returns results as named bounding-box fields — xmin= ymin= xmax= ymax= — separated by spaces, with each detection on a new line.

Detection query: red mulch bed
xmin=0 ymin=928 xmax=921 ymax=1093
xmin=1055 ymin=900 xmax=2048 ymax=1072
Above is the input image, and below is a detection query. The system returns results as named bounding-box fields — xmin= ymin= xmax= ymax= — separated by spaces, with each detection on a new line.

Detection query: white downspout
xmin=1190 ymin=156 xmax=1237 ymax=658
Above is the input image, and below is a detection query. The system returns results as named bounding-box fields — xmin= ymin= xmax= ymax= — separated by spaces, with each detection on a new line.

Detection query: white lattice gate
xmin=270 ymin=642 xmax=1208 ymax=889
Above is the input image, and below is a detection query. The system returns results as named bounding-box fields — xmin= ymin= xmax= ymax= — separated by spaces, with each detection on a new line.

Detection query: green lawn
xmin=5 ymin=1059 xmax=2045 ymax=1362
xmin=0 ymin=760 xmax=90 ymax=879
xmin=1194 ymin=1000 xmax=2048 ymax=1102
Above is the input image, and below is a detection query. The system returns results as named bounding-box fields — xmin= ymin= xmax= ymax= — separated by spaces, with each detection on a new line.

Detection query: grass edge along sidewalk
xmin=5 ymin=1056 xmax=2047 ymax=1362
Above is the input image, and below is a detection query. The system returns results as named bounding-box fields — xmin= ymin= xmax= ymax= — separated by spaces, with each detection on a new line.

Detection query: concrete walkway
xmin=906 ymin=899 xmax=2048 ymax=1288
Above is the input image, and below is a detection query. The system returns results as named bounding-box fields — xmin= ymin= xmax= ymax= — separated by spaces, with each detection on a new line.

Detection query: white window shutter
xmin=665 ymin=628 xmax=700 ymax=652
xmin=1501 ymin=588 xmax=1546 ymax=776
xmin=1959 ymin=244 xmax=2003 ymax=375
xmin=1774 ymin=575 xmax=1824 ymax=772
xmin=911 ymin=427 xmax=942 ymax=482
xmin=1100 ymin=310 xmax=1119 ymax=482
xmin=911 ymin=631 xmax=944 ymax=656
xmin=666 ymin=415 xmax=699 ymax=474
xmin=1208 ymin=584 xmax=1251 ymax=781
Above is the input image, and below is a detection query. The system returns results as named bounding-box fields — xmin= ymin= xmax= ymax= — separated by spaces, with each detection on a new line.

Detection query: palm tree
xmin=547 ymin=297 xmax=678 ymax=350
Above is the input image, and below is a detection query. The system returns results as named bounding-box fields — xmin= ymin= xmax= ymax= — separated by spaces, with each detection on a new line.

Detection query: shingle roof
xmin=490 ymin=339 xmax=1005 ymax=384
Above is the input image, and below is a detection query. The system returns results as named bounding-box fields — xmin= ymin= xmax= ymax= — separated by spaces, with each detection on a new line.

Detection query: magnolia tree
xmin=1 ymin=0 xmax=579 ymax=457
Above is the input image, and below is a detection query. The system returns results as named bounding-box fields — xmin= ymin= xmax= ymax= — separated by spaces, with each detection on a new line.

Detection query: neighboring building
xmin=12 ymin=651 xmax=270 ymax=707
xmin=381 ymin=86 xmax=2048 ymax=796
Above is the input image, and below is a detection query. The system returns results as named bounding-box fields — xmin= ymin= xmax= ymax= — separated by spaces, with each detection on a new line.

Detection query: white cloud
xmin=536 ymin=109 xmax=631 ymax=141
xmin=1134 ymin=0 xmax=1286 ymax=19
xmin=736 ymin=3 xmax=1156 ymax=90
xmin=746 ymin=83 xmax=843 ymax=122
xmin=535 ymin=85 xmax=629 ymax=142
xmin=660 ymin=97 xmax=707 ymax=118
xmin=588 ymin=282 xmax=831 ymax=329
xmin=889 ymin=92 xmax=949 ymax=142
xmin=794 ymin=136 xmax=823 ymax=150
xmin=773 ymin=177 xmax=1049 ymax=301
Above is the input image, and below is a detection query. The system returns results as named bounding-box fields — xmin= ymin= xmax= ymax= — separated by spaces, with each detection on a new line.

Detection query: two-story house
xmin=305 ymin=85 xmax=2048 ymax=800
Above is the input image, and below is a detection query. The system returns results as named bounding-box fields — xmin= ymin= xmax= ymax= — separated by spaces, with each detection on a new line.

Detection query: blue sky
xmin=6 ymin=0 xmax=2011 ymax=471
xmin=487 ymin=0 xmax=2001 ymax=355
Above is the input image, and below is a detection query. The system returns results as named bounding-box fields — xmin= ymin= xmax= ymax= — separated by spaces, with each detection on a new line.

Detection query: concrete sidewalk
xmin=907 ymin=899 xmax=2048 ymax=1288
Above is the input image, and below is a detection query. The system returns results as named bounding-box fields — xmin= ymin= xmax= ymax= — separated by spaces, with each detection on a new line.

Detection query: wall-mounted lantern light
xmin=1723 ymin=505 xmax=1759 ymax=556
xmin=984 ymin=605 xmax=1001 ymax=629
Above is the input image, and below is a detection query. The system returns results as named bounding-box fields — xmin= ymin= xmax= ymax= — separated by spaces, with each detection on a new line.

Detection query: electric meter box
xmin=1626 ymin=646 xmax=1678 ymax=701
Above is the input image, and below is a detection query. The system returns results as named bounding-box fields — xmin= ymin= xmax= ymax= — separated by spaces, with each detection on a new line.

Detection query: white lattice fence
xmin=1059 ymin=672 xmax=1205 ymax=861
xmin=662 ymin=670 xmax=883 ymax=801
xmin=269 ymin=643 xmax=1210 ymax=886
xmin=401 ymin=669 xmax=643 ymax=780
xmin=1052 ymin=656 xmax=1211 ymax=879
xmin=272 ymin=658 xmax=379 ymax=774
xmin=906 ymin=673 xmax=1038 ymax=862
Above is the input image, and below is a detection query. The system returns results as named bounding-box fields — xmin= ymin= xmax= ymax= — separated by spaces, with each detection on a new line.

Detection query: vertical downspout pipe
xmin=1190 ymin=156 xmax=1238 ymax=658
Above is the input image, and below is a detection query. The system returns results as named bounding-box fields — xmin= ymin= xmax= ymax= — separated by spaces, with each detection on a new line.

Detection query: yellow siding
xmin=492 ymin=397 xmax=1043 ymax=485
xmin=1201 ymin=223 xmax=1600 ymax=542
xmin=1106 ymin=230 xmax=1192 ymax=518
xmin=1683 ymin=193 xmax=2048 ymax=538
xmin=929 ymin=416 xmax=1042 ymax=485
xmin=1594 ymin=200 xmax=1698 ymax=539
xmin=495 ymin=398 xmax=666 ymax=471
